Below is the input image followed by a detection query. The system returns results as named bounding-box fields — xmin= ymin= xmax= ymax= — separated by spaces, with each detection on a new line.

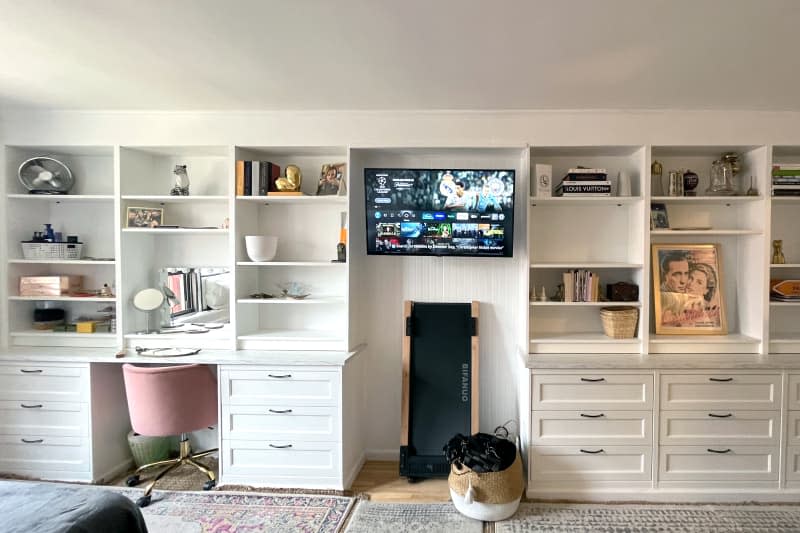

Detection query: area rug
xmin=494 ymin=502 xmax=800 ymax=533
xmin=343 ymin=501 xmax=483 ymax=533
xmin=121 ymin=489 xmax=354 ymax=533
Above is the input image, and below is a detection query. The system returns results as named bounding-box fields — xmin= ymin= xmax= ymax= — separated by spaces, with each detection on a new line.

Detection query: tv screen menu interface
xmin=365 ymin=169 xmax=515 ymax=257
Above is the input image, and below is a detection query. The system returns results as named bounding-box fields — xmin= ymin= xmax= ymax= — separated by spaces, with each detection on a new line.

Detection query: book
xmin=567 ymin=168 xmax=607 ymax=174
xmin=563 ymin=173 xmax=607 ymax=181
xmin=556 ymin=182 xmax=612 ymax=195
xmin=243 ymin=161 xmax=252 ymax=196
xmin=771 ymin=169 xmax=800 ymax=177
xmin=555 ymin=192 xmax=612 ymax=197
xmin=258 ymin=161 xmax=269 ymax=196
xmin=252 ymin=161 xmax=261 ymax=195
xmin=235 ymin=160 xmax=245 ymax=196
xmin=266 ymin=191 xmax=304 ymax=196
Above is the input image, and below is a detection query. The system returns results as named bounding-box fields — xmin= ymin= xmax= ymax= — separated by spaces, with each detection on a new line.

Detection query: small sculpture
xmin=538 ymin=286 xmax=548 ymax=302
xmin=100 ymin=284 xmax=114 ymax=298
xmin=170 ymin=165 xmax=190 ymax=196
xmin=773 ymin=240 xmax=786 ymax=264
xmin=275 ymin=164 xmax=302 ymax=192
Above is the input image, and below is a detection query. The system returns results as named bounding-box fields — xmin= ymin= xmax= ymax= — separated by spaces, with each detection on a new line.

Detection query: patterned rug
xmin=494 ymin=502 xmax=800 ymax=533
xmin=121 ymin=489 xmax=354 ymax=533
xmin=343 ymin=501 xmax=483 ymax=533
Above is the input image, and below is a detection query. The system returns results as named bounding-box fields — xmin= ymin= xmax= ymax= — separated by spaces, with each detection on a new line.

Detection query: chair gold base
xmin=130 ymin=433 xmax=217 ymax=504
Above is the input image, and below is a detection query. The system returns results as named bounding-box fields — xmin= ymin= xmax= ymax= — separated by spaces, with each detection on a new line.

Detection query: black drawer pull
xmin=21 ymin=438 xmax=43 ymax=444
xmin=20 ymin=404 xmax=43 ymax=409
xmin=268 ymin=409 xmax=293 ymax=414
xmin=20 ymin=369 xmax=43 ymax=374
xmin=579 ymin=448 xmax=604 ymax=454
xmin=268 ymin=374 xmax=292 ymax=379
xmin=269 ymin=444 xmax=293 ymax=449
xmin=580 ymin=377 xmax=605 ymax=382
xmin=580 ymin=413 xmax=605 ymax=418
xmin=708 ymin=413 xmax=733 ymax=418
xmin=709 ymin=377 xmax=733 ymax=382
xmin=707 ymin=448 xmax=732 ymax=454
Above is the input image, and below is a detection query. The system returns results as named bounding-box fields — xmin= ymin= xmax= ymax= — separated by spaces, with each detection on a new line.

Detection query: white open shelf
xmin=237 ymin=261 xmax=345 ymax=267
xmin=238 ymin=297 xmax=345 ymax=304
xmin=7 ymin=194 xmax=115 ymax=202
xmin=9 ymin=295 xmax=117 ymax=302
xmin=649 ymin=333 xmax=761 ymax=354
xmin=121 ymin=228 xmax=228 ymax=234
xmin=122 ymin=195 xmax=228 ymax=203
xmin=651 ymin=196 xmax=763 ymax=204
xmin=8 ymin=259 xmax=115 ymax=265
xmin=530 ymin=262 xmax=642 ymax=269
xmin=238 ymin=329 xmax=345 ymax=351
xmin=530 ymin=196 xmax=642 ymax=206
xmin=651 ymin=229 xmax=763 ymax=236
xmin=770 ymin=264 xmax=800 ymax=269
xmin=530 ymin=301 xmax=641 ymax=307
xmin=9 ymin=330 xmax=117 ymax=348
xmin=236 ymin=195 xmax=347 ymax=205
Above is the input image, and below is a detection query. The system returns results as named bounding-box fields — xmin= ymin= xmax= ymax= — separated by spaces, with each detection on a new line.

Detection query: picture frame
xmin=316 ymin=163 xmax=346 ymax=196
xmin=651 ymin=243 xmax=727 ymax=334
xmin=126 ymin=207 xmax=164 ymax=228
xmin=650 ymin=202 xmax=669 ymax=229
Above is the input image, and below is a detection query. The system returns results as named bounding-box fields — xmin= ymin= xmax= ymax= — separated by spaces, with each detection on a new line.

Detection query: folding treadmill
xmin=400 ymin=300 xmax=479 ymax=481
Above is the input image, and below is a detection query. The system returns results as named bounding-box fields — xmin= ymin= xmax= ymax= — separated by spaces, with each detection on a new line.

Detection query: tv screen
xmin=365 ymin=168 xmax=515 ymax=257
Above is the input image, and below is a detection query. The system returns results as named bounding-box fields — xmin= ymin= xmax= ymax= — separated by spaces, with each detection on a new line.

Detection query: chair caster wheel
xmin=407 ymin=477 xmax=421 ymax=484
xmin=136 ymin=495 xmax=151 ymax=508
xmin=126 ymin=475 xmax=140 ymax=487
xmin=203 ymin=480 xmax=216 ymax=491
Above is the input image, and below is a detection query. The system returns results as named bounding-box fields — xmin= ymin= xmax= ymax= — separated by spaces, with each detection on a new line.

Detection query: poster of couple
xmin=652 ymin=243 xmax=727 ymax=335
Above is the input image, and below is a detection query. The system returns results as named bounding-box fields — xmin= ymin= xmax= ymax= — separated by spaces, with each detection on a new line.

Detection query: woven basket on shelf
xmin=600 ymin=306 xmax=639 ymax=339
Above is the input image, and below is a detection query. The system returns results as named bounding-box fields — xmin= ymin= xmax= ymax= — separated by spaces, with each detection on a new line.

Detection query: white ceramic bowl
xmin=245 ymin=235 xmax=278 ymax=262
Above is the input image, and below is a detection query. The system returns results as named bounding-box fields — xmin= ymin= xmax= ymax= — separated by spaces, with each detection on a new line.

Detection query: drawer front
xmin=658 ymin=445 xmax=778 ymax=481
xmin=531 ymin=410 xmax=652 ymax=446
xmin=0 ymin=435 xmax=90 ymax=473
xmin=221 ymin=439 xmax=340 ymax=479
xmin=0 ymin=365 xmax=87 ymax=403
xmin=530 ymin=445 xmax=651 ymax=481
xmin=221 ymin=369 xmax=339 ymax=406
xmin=787 ymin=412 xmax=800 ymax=446
xmin=785 ymin=446 xmax=800 ymax=481
xmin=660 ymin=410 xmax=779 ymax=446
xmin=532 ymin=374 xmax=653 ymax=411
xmin=660 ymin=374 xmax=781 ymax=411
xmin=0 ymin=401 xmax=89 ymax=437
xmin=788 ymin=375 xmax=800 ymax=410
xmin=221 ymin=404 xmax=339 ymax=442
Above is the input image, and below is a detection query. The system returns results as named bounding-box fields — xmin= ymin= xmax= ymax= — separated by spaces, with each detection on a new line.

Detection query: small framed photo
xmin=127 ymin=207 xmax=164 ymax=228
xmin=652 ymin=243 xmax=727 ymax=335
xmin=316 ymin=163 xmax=347 ymax=196
xmin=650 ymin=202 xmax=669 ymax=229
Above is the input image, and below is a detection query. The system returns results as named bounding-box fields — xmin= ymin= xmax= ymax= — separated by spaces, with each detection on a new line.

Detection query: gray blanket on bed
xmin=0 ymin=481 xmax=148 ymax=533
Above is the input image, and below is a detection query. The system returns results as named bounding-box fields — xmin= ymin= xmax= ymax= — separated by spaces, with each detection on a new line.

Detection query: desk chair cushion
xmin=122 ymin=363 xmax=217 ymax=437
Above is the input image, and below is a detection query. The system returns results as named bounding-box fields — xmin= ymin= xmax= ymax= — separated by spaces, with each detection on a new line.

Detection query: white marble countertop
xmin=0 ymin=345 xmax=364 ymax=366
xmin=526 ymin=353 xmax=800 ymax=369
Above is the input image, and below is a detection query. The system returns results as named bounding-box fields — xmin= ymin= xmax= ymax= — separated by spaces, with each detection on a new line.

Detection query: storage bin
xmin=21 ymin=241 xmax=83 ymax=260
xmin=448 ymin=453 xmax=524 ymax=521
xmin=600 ymin=306 xmax=639 ymax=338
xmin=127 ymin=430 xmax=170 ymax=468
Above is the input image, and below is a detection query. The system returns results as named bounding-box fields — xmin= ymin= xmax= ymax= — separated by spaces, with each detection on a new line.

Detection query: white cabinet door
xmin=530 ymin=445 xmax=652 ymax=481
xmin=660 ymin=374 xmax=781 ymax=411
xmin=532 ymin=374 xmax=653 ymax=411
xmin=785 ymin=445 xmax=800 ymax=481
xmin=531 ymin=410 xmax=652 ymax=446
xmin=660 ymin=411 xmax=779 ymax=446
xmin=221 ymin=404 xmax=339 ymax=442
xmin=787 ymin=375 xmax=800 ymax=410
xmin=220 ymin=369 xmax=339 ymax=406
xmin=659 ymin=446 xmax=778 ymax=481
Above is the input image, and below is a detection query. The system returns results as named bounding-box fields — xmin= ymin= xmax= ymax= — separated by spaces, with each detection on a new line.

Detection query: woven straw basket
xmin=600 ymin=306 xmax=639 ymax=339
xmin=449 ymin=453 xmax=523 ymax=521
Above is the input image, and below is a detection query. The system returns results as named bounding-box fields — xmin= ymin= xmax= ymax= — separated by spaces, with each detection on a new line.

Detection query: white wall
xmin=5 ymin=109 xmax=800 ymax=458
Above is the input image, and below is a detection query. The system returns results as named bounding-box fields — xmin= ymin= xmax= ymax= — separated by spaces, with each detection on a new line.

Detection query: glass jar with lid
xmin=707 ymin=160 xmax=736 ymax=195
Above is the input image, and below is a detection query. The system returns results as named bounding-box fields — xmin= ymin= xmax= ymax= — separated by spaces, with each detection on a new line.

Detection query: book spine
xmin=235 ymin=160 xmax=245 ymax=196
xmin=558 ymin=180 xmax=612 ymax=186
xmin=259 ymin=161 xmax=269 ymax=196
xmin=556 ymin=184 xmax=612 ymax=194
xmin=270 ymin=163 xmax=281 ymax=192
xmin=563 ymin=173 xmax=608 ymax=181
xmin=772 ymin=177 xmax=800 ymax=184
xmin=244 ymin=161 xmax=252 ymax=196
xmin=567 ymin=168 xmax=607 ymax=174
xmin=772 ymin=169 xmax=800 ymax=177
xmin=555 ymin=192 xmax=612 ymax=197
xmin=252 ymin=161 xmax=261 ymax=195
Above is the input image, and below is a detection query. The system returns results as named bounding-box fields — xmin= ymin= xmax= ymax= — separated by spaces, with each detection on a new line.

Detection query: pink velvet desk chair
xmin=122 ymin=363 xmax=218 ymax=507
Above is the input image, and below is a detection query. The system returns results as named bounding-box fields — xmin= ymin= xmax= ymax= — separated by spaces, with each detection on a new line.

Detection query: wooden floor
xmin=350 ymin=460 xmax=450 ymax=502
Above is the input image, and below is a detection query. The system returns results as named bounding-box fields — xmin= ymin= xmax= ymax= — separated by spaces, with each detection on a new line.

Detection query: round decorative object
xmin=276 ymin=165 xmax=302 ymax=191
xmin=682 ymin=169 xmax=699 ymax=196
xmin=18 ymin=157 xmax=74 ymax=194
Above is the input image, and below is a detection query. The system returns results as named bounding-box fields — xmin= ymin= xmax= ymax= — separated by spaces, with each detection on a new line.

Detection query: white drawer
xmin=785 ymin=446 xmax=800 ymax=481
xmin=221 ymin=369 xmax=339 ymax=406
xmin=0 ymin=401 xmax=89 ymax=437
xmin=221 ymin=439 xmax=340 ymax=480
xmin=660 ymin=410 xmax=779 ymax=446
xmin=530 ymin=445 xmax=652 ymax=481
xmin=221 ymin=404 xmax=339 ymax=442
xmin=660 ymin=374 xmax=781 ymax=411
xmin=0 ymin=364 xmax=87 ymax=403
xmin=0 ymin=435 xmax=90 ymax=473
xmin=658 ymin=445 xmax=778 ymax=481
xmin=532 ymin=374 xmax=653 ymax=411
xmin=531 ymin=410 xmax=652 ymax=446
xmin=788 ymin=375 xmax=800 ymax=410
xmin=785 ymin=412 xmax=800 ymax=446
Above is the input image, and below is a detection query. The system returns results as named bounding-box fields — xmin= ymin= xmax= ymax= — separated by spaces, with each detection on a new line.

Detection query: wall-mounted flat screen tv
xmin=365 ymin=168 xmax=515 ymax=257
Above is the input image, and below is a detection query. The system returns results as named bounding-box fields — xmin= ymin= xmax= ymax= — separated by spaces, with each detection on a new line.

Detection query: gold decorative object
xmin=773 ymin=240 xmax=786 ymax=264
xmin=276 ymin=165 xmax=302 ymax=191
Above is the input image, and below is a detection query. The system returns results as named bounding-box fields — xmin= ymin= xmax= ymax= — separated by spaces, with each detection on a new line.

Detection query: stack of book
xmin=235 ymin=160 xmax=282 ymax=196
xmin=772 ymin=164 xmax=800 ymax=196
xmin=554 ymin=168 xmax=610 ymax=196
xmin=562 ymin=269 xmax=600 ymax=302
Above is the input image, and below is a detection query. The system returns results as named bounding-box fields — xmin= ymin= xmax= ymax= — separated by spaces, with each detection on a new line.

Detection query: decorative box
xmin=19 ymin=275 xmax=83 ymax=296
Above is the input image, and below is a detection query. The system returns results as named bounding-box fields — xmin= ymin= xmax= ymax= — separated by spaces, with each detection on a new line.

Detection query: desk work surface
xmin=0 ymin=345 xmax=363 ymax=366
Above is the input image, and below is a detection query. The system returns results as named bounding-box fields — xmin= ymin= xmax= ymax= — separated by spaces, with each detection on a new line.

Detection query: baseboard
xmin=365 ymin=449 xmax=400 ymax=461
xmin=95 ymin=458 xmax=134 ymax=485
xmin=344 ymin=451 xmax=366 ymax=489
xmin=526 ymin=488 xmax=800 ymax=503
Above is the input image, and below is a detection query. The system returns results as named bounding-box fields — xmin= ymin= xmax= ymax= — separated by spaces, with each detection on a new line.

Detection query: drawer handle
xmin=268 ymin=409 xmax=293 ymax=414
xmin=269 ymin=444 xmax=293 ymax=449
xmin=709 ymin=377 xmax=733 ymax=382
xmin=268 ymin=374 xmax=292 ymax=379
xmin=580 ymin=413 xmax=605 ymax=418
xmin=579 ymin=448 xmax=604 ymax=454
xmin=21 ymin=438 xmax=44 ymax=444
xmin=708 ymin=413 xmax=733 ymax=418
xmin=20 ymin=404 xmax=43 ymax=409
xmin=580 ymin=377 xmax=605 ymax=382
xmin=707 ymin=448 xmax=732 ymax=454
xmin=20 ymin=369 xmax=43 ymax=374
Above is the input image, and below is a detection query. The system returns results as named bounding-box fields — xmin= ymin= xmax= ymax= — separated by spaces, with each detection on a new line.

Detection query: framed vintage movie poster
xmin=651 ymin=243 xmax=727 ymax=335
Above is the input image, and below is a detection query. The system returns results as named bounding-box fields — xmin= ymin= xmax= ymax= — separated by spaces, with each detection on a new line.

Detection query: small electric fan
xmin=18 ymin=156 xmax=74 ymax=194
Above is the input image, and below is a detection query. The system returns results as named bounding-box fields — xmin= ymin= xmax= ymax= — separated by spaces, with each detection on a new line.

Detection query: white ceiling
xmin=1 ymin=0 xmax=798 ymax=112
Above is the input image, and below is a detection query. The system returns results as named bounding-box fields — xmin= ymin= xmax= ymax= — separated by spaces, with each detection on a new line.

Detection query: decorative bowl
xmin=245 ymin=235 xmax=278 ymax=262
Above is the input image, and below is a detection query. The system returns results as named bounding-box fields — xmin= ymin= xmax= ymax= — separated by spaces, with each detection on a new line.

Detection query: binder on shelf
xmin=235 ymin=160 xmax=245 ymax=196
